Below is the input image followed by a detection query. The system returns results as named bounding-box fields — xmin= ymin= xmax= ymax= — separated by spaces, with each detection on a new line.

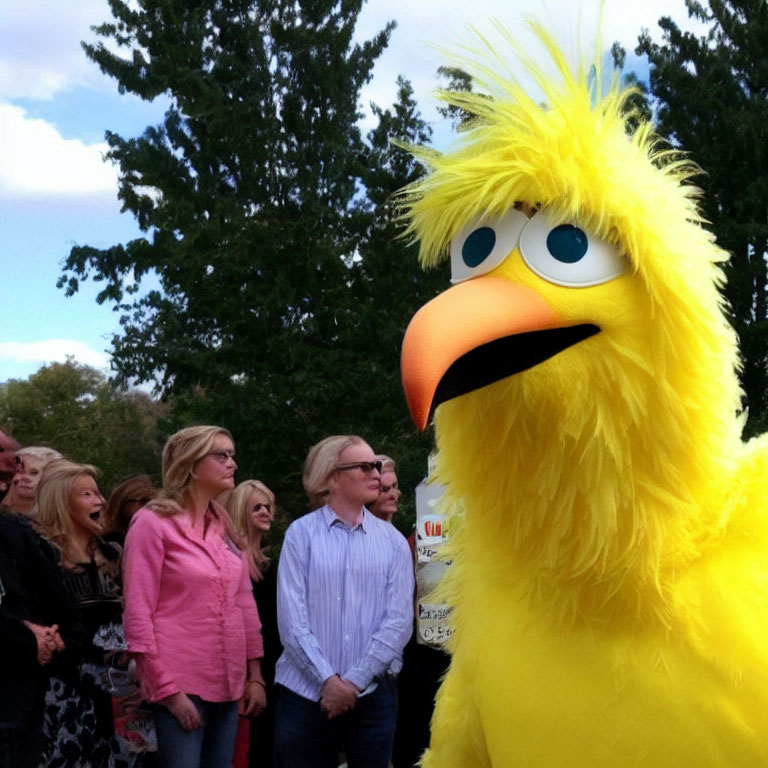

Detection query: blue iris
xmin=546 ymin=225 xmax=588 ymax=263
xmin=462 ymin=227 xmax=496 ymax=268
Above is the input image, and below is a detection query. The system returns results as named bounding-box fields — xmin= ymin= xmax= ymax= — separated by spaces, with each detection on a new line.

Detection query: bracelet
xmin=247 ymin=679 xmax=266 ymax=688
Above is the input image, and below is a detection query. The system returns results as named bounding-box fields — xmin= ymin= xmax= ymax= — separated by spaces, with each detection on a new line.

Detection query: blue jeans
xmin=273 ymin=678 xmax=398 ymax=768
xmin=153 ymin=695 xmax=239 ymax=768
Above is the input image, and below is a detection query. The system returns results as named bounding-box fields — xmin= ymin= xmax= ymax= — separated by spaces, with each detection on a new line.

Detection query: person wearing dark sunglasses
xmin=228 ymin=479 xmax=281 ymax=768
xmin=274 ymin=435 xmax=414 ymax=768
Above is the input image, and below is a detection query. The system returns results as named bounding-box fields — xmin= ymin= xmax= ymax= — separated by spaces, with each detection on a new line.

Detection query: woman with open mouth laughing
xmin=34 ymin=459 xmax=141 ymax=766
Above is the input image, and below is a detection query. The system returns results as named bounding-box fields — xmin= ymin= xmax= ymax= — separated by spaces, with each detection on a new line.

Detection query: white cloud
xmin=0 ymin=0 xmax=711 ymax=108
xmin=356 ymin=0 xmax=708 ymax=133
xmin=0 ymin=102 xmax=118 ymax=198
xmin=0 ymin=0 xmax=111 ymax=100
xmin=0 ymin=2 xmax=710 ymax=199
xmin=0 ymin=340 xmax=109 ymax=370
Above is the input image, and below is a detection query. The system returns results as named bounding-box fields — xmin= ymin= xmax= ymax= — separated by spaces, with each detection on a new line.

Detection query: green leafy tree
xmin=632 ymin=0 xmax=768 ymax=436
xmin=610 ymin=43 xmax=653 ymax=133
xmin=352 ymin=75 xmax=449 ymax=531
xmin=435 ymin=65 xmax=475 ymax=129
xmin=59 ymin=0 xmax=446 ymax=519
xmin=0 ymin=360 xmax=166 ymax=492
xmin=167 ymin=76 xmax=448 ymax=531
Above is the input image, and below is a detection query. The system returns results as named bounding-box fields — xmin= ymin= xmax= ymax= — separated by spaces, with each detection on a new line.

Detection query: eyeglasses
xmin=205 ymin=450 xmax=236 ymax=463
xmin=251 ymin=502 xmax=273 ymax=515
xmin=335 ymin=461 xmax=382 ymax=474
xmin=379 ymin=483 xmax=399 ymax=493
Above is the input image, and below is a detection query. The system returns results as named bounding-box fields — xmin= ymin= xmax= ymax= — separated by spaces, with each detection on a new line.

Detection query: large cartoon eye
xmin=519 ymin=208 xmax=627 ymax=287
xmin=450 ymin=208 xmax=529 ymax=284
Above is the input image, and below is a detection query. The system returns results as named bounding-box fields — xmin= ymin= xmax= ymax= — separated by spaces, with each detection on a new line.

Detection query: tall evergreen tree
xmin=632 ymin=0 xmax=768 ymax=435
xmin=355 ymin=76 xmax=449 ymax=529
xmin=59 ymin=0 xmax=444 ymax=516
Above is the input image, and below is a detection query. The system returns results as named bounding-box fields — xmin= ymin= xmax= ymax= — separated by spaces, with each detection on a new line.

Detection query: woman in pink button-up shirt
xmin=123 ymin=425 xmax=266 ymax=768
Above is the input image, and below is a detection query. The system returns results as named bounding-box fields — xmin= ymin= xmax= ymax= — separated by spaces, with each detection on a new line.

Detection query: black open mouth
xmin=431 ymin=324 xmax=600 ymax=419
xmin=89 ymin=511 xmax=101 ymax=521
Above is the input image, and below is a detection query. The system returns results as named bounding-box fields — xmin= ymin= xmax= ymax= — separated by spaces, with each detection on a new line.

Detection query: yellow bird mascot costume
xmin=399 ymin=22 xmax=768 ymax=768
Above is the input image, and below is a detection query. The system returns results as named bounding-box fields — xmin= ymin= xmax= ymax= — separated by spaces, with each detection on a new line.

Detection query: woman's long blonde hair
xmin=227 ymin=479 xmax=274 ymax=581
xmin=34 ymin=459 xmax=102 ymax=564
xmin=149 ymin=425 xmax=233 ymax=516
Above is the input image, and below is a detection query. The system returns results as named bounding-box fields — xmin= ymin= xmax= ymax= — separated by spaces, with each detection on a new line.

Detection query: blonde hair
xmin=227 ymin=479 xmax=275 ymax=581
xmin=2 ymin=446 xmax=64 ymax=516
xmin=375 ymin=454 xmax=396 ymax=473
xmin=34 ymin=459 xmax=101 ymax=563
xmin=303 ymin=435 xmax=366 ymax=509
xmin=17 ymin=446 xmax=63 ymax=464
xmin=149 ymin=425 xmax=232 ymax=516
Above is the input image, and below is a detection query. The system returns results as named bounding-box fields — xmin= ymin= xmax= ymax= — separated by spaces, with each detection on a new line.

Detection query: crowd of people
xmin=0 ymin=425 xmax=438 ymax=768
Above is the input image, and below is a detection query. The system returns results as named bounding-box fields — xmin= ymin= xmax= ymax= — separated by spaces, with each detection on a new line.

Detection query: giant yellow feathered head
xmin=399 ymin=23 xmax=744 ymax=612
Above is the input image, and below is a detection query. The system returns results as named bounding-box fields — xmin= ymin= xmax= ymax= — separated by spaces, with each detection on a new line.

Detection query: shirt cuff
xmin=343 ymin=665 xmax=374 ymax=692
xmin=134 ymin=651 xmax=180 ymax=702
xmin=314 ymin=657 xmax=337 ymax=686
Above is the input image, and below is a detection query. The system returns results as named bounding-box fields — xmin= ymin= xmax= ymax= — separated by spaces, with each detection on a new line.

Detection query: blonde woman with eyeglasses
xmin=123 ymin=426 xmax=266 ymax=768
xmin=228 ymin=480 xmax=283 ymax=768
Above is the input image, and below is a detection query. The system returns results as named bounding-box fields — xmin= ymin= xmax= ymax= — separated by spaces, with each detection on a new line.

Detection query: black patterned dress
xmin=40 ymin=540 xmax=147 ymax=768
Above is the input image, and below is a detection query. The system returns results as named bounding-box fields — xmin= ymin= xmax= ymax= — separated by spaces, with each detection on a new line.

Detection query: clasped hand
xmin=320 ymin=674 xmax=359 ymax=719
xmin=24 ymin=621 xmax=65 ymax=666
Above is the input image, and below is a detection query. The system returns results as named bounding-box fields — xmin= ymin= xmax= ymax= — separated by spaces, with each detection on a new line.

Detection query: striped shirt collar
xmin=321 ymin=504 xmax=368 ymax=532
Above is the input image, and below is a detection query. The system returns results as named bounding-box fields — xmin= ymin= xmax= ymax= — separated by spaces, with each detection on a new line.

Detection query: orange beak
xmin=400 ymin=276 xmax=598 ymax=430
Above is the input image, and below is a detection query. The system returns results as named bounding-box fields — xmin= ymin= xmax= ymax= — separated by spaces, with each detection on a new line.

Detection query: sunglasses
xmin=251 ymin=502 xmax=273 ymax=515
xmin=379 ymin=483 xmax=399 ymax=493
xmin=335 ymin=461 xmax=383 ymax=474
xmin=205 ymin=450 xmax=236 ymax=463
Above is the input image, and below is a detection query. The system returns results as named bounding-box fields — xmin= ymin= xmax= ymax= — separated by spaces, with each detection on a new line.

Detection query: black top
xmin=252 ymin=558 xmax=282 ymax=688
xmin=60 ymin=539 xmax=123 ymax=656
xmin=0 ymin=513 xmax=85 ymax=727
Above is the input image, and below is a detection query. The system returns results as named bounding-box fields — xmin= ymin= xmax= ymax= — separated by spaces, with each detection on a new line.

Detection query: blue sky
xmin=0 ymin=0 xmax=705 ymax=385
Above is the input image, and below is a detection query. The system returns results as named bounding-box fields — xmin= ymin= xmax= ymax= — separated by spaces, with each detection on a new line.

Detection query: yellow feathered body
xmin=398 ymin=23 xmax=768 ymax=767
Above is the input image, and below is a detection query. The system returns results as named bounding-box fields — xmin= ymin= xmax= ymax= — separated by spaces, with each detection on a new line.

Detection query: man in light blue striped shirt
xmin=274 ymin=435 xmax=414 ymax=768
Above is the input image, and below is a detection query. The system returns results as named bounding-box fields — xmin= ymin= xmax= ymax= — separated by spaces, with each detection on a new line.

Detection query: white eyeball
xmin=450 ymin=208 xmax=529 ymax=284
xmin=519 ymin=208 xmax=627 ymax=287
